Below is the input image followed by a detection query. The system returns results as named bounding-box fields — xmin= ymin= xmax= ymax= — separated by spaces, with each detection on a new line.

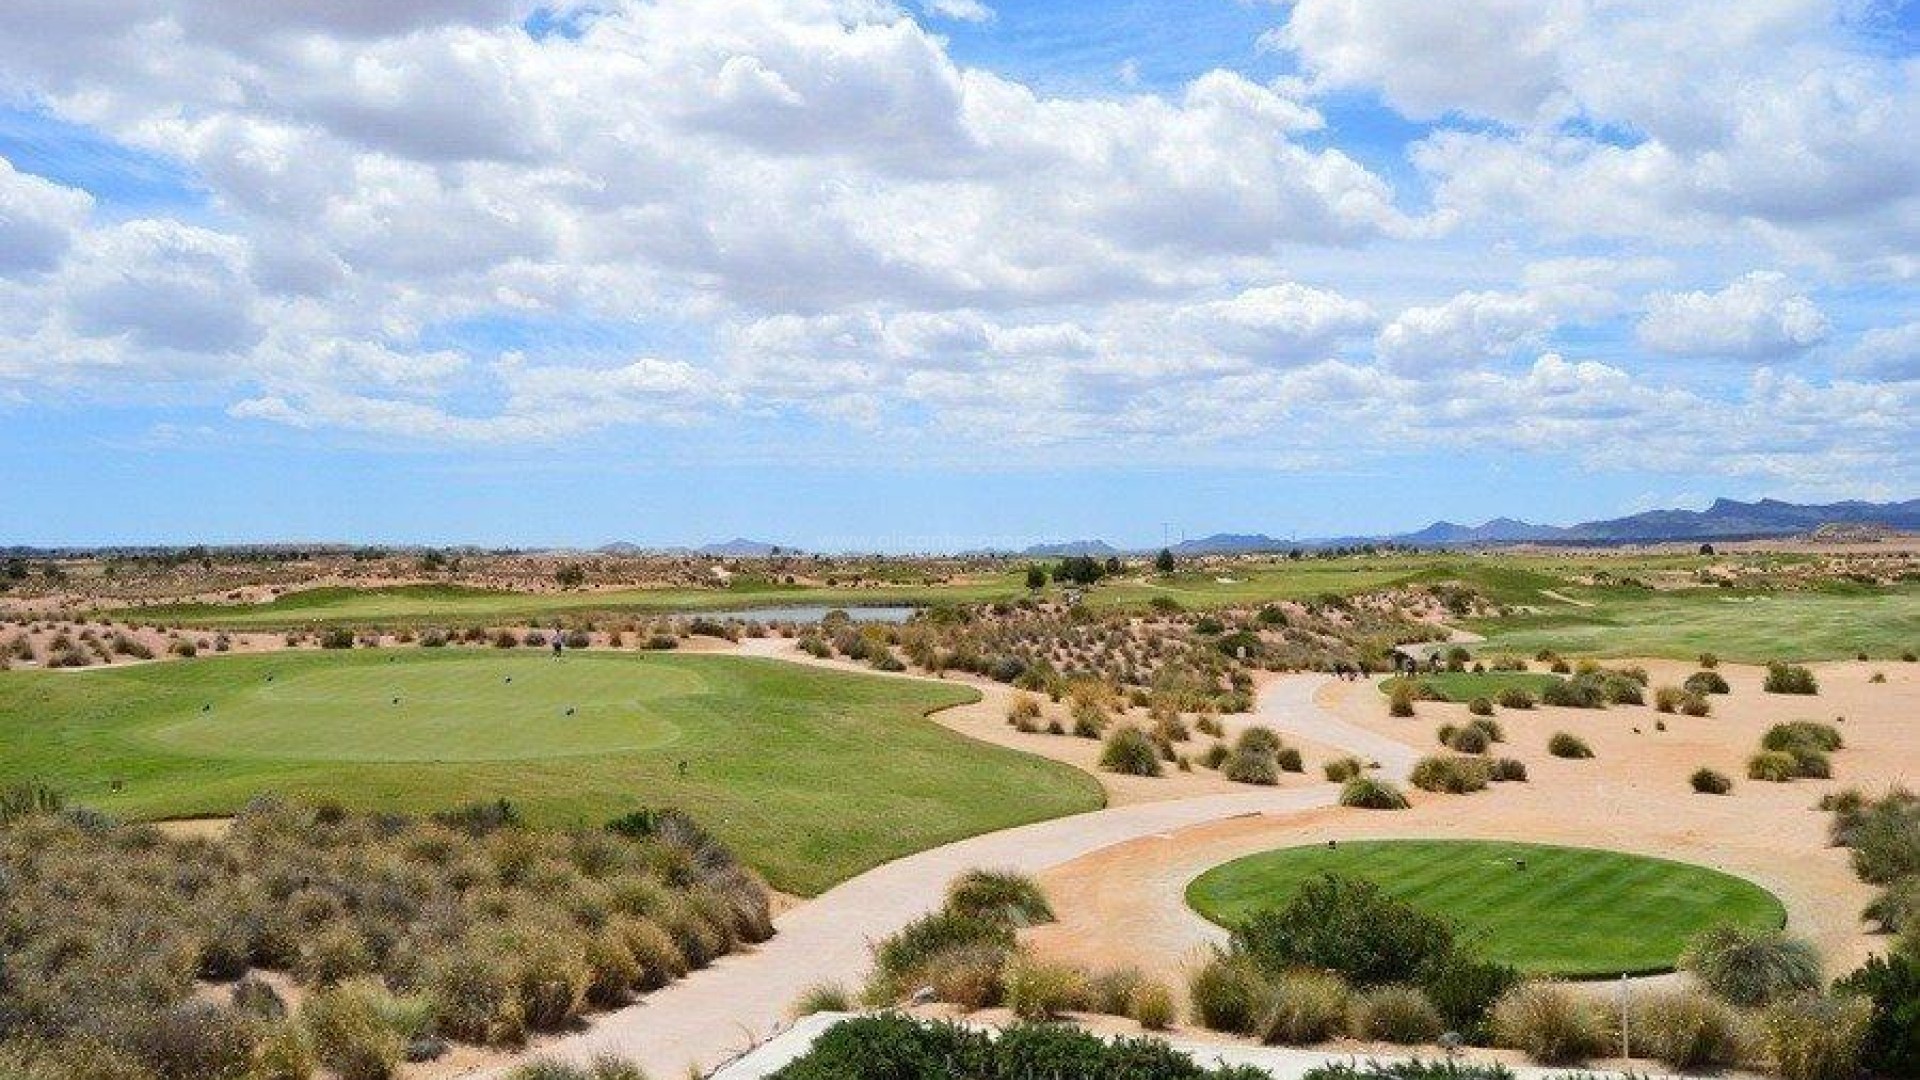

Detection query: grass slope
xmin=116 ymin=579 xmax=1027 ymax=630
xmin=1473 ymin=582 xmax=1920 ymax=661
xmin=1186 ymin=839 xmax=1785 ymax=978
xmin=0 ymin=651 xmax=1103 ymax=895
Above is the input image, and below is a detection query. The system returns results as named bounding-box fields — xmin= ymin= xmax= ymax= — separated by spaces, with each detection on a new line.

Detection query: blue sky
xmin=0 ymin=0 xmax=1914 ymax=549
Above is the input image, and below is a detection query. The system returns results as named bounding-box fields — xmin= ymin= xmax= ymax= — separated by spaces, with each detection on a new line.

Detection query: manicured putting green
xmin=0 ymin=651 xmax=1103 ymax=895
xmin=1187 ymin=839 xmax=1785 ymax=978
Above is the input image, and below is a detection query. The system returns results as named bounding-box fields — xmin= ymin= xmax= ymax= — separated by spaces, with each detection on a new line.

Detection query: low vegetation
xmin=766 ymin=1014 xmax=1271 ymax=1080
xmin=0 ymin=790 xmax=769 ymax=1079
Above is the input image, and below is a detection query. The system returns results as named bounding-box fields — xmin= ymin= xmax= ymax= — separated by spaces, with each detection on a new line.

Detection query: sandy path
xmin=461 ymin=669 xmax=1393 ymax=1079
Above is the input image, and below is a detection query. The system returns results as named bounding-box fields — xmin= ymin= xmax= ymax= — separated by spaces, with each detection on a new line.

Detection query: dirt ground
xmin=1029 ymin=659 xmax=1917 ymax=992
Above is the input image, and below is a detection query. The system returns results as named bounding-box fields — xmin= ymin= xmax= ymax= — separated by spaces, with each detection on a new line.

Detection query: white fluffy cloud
xmin=1637 ymin=272 xmax=1830 ymax=359
xmin=1275 ymin=0 xmax=1920 ymax=274
xmin=1842 ymin=322 xmax=1920 ymax=382
xmin=0 ymin=158 xmax=92 ymax=274
xmin=0 ymin=0 xmax=1909 ymax=493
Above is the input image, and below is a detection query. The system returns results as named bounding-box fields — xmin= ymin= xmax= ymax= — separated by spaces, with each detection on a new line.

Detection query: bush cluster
xmin=1763 ymin=662 xmax=1819 ymax=695
xmin=0 ymin=792 xmax=770 ymax=1078
xmin=766 ymin=1014 xmax=1270 ymax=1080
xmin=1192 ymin=875 xmax=1518 ymax=1048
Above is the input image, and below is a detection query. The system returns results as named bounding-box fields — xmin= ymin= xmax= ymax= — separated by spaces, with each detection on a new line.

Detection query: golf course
xmin=0 ymin=650 xmax=1103 ymax=894
xmin=1186 ymin=839 xmax=1787 ymax=978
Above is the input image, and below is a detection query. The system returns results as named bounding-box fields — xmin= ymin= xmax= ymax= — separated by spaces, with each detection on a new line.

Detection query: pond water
xmin=696 ymin=605 xmax=919 ymax=625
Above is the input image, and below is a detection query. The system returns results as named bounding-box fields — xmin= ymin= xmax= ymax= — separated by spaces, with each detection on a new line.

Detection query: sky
xmin=0 ymin=0 xmax=1916 ymax=551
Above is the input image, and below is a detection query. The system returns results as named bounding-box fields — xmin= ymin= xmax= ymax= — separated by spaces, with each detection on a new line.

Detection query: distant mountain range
xmin=595 ymin=538 xmax=792 ymax=557
xmin=1157 ymin=497 xmax=1920 ymax=555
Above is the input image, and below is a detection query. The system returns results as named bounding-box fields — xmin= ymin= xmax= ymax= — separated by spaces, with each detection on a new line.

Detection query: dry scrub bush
xmin=1349 ymin=985 xmax=1444 ymax=1044
xmin=1002 ymin=956 xmax=1089 ymax=1021
xmin=0 ymin=795 xmax=767 ymax=1070
xmin=1630 ymin=987 xmax=1750 ymax=1071
xmin=1409 ymin=755 xmax=1490 ymax=794
xmin=1762 ymin=995 xmax=1871 ymax=1080
xmin=1489 ymin=982 xmax=1608 ymax=1064
xmin=1257 ymin=969 xmax=1352 ymax=1045
xmin=1682 ymin=925 xmax=1822 ymax=1007
xmin=1340 ymin=778 xmax=1410 ymax=810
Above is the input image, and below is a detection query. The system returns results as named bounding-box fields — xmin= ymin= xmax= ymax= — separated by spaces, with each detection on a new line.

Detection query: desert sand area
xmin=1031 ymin=661 xmax=1916 ymax=990
xmin=412 ymin=652 xmax=1913 ymax=1079
xmin=4 ymin=553 xmax=1918 ymax=1080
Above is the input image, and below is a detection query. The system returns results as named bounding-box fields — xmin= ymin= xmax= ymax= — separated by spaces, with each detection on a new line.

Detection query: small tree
xmin=1024 ymin=564 xmax=1047 ymax=591
xmin=554 ymin=563 xmax=587 ymax=589
xmin=1154 ymin=548 xmax=1175 ymax=574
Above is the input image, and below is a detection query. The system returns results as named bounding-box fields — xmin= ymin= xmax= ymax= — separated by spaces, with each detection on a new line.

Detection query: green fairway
xmin=1187 ymin=840 xmax=1785 ymax=978
xmin=1378 ymin=671 xmax=1563 ymax=703
xmin=113 ymin=580 xmax=1027 ymax=630
xmin=0 ymin=651 xmax=1103 ymax=895
xmin=1472 ymin=583 xmax=1920 ymax=662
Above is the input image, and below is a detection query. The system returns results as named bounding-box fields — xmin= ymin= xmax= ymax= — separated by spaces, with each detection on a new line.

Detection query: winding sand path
xmin=464 ymin=670 xmax=1390 ymax=1079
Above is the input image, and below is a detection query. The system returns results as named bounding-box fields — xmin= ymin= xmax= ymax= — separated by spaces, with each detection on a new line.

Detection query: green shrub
xmin=304 ymin=980 xmax=404 ymax=1080
xmin=1099 ymin=725 xmax=1164 ymax=777
xmin=1233 ymin=875 xmax=1453 ymax=988
xmin=1442 ymin=725 xmax=1490 ymax=754
xmin=1488 ymin=758 xmax=1527 ymax=782
xmin=917 ymin=942 xmax=1010 ymax=1011
xmin=1002 ymin=955 xmax=1088 ymax=1020
xmin=1324 ymin=756 xmax=1366 ymax=782
xmin=1236 ymin=726 xmax=1283 ymax=756
xmin=1681 ymin=925 xmax=1822 ymax=1007
xmin=1680 ymin=692 xmax=1711 ymax=716
xmin=1495 ymin=687 xmax=1535 ymax=710
xmin=791 ymin=982 xmax=852 ymax=1017
xmin=1765 ymin=720 xmax=1844 ymax=754
xmin=1749 ymin=750 xmax=1801 ymax=782
xmin=1417 ymin=952 xmax=1519 ymax=1044
xmin=1834 ymin=951 xmax=1920 ymax=1078
xmin=1201 ymin=742 xmax=1231 ymax=770
xmin=1489 ymin=981 xmax=1608 ymax=1064
xmin=1761 ymin=994 xmax=1870 ymax=1080
xmin=1540 ymin=679 xmax=1604 ymax=708
xmin=1547 ymin=733 xmax=1592 ymax=759
xmin=1276 ymin=747 xmax=1304 ymax=773
xmin=128 ymin=1000 xmax=259 ymax=1080
xmin=766 ymin=1014 xmax=1266 ymax=1080
xmin=1631 ymin=987 xmax=1748 ymax=1071
xmin=944 ymin=869 xmax=1053 ymax=927
xmin=1409 ymin=755 xmax=1489 ymax=794
xmin=1301 ymin=1063 xmax=1513 ymax=1080
xmin=502 ymin=1058 xmax=647 ymax=1080
xmin=1256 ymin=969 xmax=1351 ymax=1045
xmin=1690 ymin=767 xmax=1733 ymax=795
xmin=1467 ymin=697 xmax=1494 ymax=717
xmin=1189 ymin=952 xmax=1272 ymax=1035
xmin=868 ymin=912 xmax=1013 ymax=1003
xmin=1128 ymin=980 xmax=1178 ymax=1030
xmin=252 ymin=1022 xmax=317 ymax=1080
xmin=1349 ymin=984 xmax=1444 ymax=1044
xmin=1764 ymin=663 xmax=1819 ymax=695
xmin=1685 ymin=670 xmax=1730 ymax=694
xmin=1863 ymin=877 xmax=1920 ymax=933
xmin=426 ymin=950 xmax=522 ymax=1045
xmin=1653 ymin=686 xmax=1686 ymax=713
xmin=1830 ymin=789 xmax=1920 ymax=884
xmin=1223 ymin=749 xmax=1279 ymax=786
xmin=1388 ymin=683 xmax=1417 ymax=717
xmin=1085 ymin=968 xmax=1147 ymax=1015
xmin=1340 ymin=778 xmax=1410 ymax=810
